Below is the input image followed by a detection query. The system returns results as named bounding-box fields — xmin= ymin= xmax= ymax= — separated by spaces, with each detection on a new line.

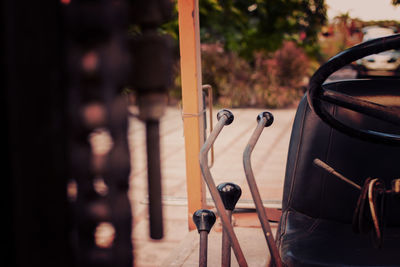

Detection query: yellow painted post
xmin=178 ymin=0 xmax=207 ymax=230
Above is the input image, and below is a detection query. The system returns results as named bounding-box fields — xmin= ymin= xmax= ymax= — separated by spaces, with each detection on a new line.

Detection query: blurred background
xmin=127 ymin=1 xmax=399 ymax=265
xmin=128 ymin=0 xmax=400 ymax=109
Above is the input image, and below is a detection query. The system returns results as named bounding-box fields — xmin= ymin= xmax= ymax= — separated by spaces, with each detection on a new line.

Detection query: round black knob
xmin=193 ymin=209 xmax=216 ymax=233
xmin=257 ymin=111 xmax=274 ymax=127
xmin=217 ymin=109 xmax=234 ymax=125
xmin=217 ymin=182 xmax=242 ymax=211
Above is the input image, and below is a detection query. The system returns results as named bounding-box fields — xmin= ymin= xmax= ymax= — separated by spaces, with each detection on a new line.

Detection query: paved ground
xmin=127 ymin=67 xmax=357 ymax=266
xmin=128 ymin=107 xmax=297 ymax=266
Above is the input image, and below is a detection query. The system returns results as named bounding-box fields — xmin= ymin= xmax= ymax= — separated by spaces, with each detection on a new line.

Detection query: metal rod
xmin=202 ymin=84 xmax=214 ymax=168
xmin=193 ymin=209 xmax=216 ymax=267
xmin=146 ymin=119 xmax=164 ymax=239
xmin=221 ymin=210 xmax=232 ymax=267
xmin=218 ymin=182 xmax=241 ymax=267
xmin=313 ymin=158 xmax=361 ymax=190
xmin=199 ymin=113 xmax=248 ymax=267
xmin=199 ymin=231 xmax=209 ymax=267
xmin=243 ymin=116 xmax=283 ymax=267
xmin=321 ymin=89 xmax=400 ymax=126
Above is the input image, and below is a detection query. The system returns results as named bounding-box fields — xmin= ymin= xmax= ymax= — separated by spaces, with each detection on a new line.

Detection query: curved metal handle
xmin=243 ymin=111 xmax=283 ymax=267
xmin=202 ymin=84 xmax=214 ymax=168
xmin=199 ymin=109 xmax=248 ymax=267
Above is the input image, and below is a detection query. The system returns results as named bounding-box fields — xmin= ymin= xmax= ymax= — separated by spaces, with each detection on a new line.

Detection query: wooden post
xmin=178 ymin=0 xmax=206 ymax=230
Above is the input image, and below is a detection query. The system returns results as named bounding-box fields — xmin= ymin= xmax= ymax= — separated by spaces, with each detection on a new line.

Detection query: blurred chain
xmin=128 ymin=0 xmax=173 ymax=239
xmin=64 ymin=0 xmax=132 ymax=266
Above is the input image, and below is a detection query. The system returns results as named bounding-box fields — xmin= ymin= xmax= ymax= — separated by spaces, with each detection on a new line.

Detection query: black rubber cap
xmin=217 ymin=109 xmax=234 ymax=125
xmin=193 ymin=209 xmax=216 ymax=233
xmin=217 ymin=182 xmax=242 ymax=211
xmin=257 ymin=111 xmax=274 ymax=127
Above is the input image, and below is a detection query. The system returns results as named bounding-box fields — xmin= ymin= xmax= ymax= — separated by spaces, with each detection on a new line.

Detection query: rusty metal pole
xmin=199 ymin=109 xmax=248 ymax=267
xmin=243 ymin=111 xmax=283 ymax=267
xmin=193 ymin=209 xmax=217 ymax=267
xmin=199 ymin=231 xmax=209 ymax=267
xmin=217 ymin=183 xmax=242 ymax=267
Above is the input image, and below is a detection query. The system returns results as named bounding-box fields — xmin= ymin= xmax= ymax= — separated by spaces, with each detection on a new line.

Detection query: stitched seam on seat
xmin=280 ymin=208 xmax=291 ymax=239
xmin=285 ymin=210 xmax=320 ymax=237
xmin=307 ymin=218 xmax=321 ymax=233
xmin=277 ymin=209 xmax=289 ymax=246
xmin=319 ymin=104 xmax=336 ymax=219
xmin=287 ymin=101 xmax=308 ymax=208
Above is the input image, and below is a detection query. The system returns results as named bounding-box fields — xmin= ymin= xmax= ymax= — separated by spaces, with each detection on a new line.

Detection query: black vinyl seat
xmin=279 ymin=211 xmax=400 ymax=267
xmin=276 ymin=79 xmax=400 ymax=266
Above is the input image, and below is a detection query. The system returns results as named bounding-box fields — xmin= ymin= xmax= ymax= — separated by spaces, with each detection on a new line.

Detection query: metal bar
xmin=202 ymin=84 xmax=214 ymax=168
xmin=193 ymin=209 xmax=216 ymax=267
xmin=221 ymin=210 xmax=232 ymax=267
xmin=146 ymin=120 xmax=164 ymax=239
xmin=178 ymin=0 xmax=207 ymax=230
xmin=199 ymin=231 xmax=209 ymax=267
xmin=313 ymin=158 xmax=361 ymax=190
xmin=243 ymin=116 xmax=283 ymax=267
xmin=199 ymin=114 xmax=248 ymax=267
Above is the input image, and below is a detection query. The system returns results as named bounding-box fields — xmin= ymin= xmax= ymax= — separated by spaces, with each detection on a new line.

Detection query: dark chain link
xmin=65 ymin=0 xmax=132 ymax=266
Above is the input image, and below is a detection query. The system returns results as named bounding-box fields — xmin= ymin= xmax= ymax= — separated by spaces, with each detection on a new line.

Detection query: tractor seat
xmin=279 ymin=210 xmax=400 ymax=266
xmin=276 ymin=79 xmax=400 ymax=266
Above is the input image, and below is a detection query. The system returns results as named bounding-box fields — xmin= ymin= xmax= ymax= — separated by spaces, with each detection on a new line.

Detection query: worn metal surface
xmin=243 ymin=113 xmax=283 ymax=267
xmin=199 ymin=111 xmax=248 ymax=267
xmin=202 ymin=84 xmax=214 ymax=168
xmin=199 ymin=231 xmax=209 ymax=267
xmin=221 ymin=210 xmax=233 ymax=267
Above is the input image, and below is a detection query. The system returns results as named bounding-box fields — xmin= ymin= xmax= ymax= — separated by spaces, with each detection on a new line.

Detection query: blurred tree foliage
xmin=161 ymin=0 xmax=328 ymax=108
xmin=162 ymin=0 xmax=327 ymax=59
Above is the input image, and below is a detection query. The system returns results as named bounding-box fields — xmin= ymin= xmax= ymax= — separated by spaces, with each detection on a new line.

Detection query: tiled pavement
xmin=128 ymin=107 xmax=297 ymax=266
